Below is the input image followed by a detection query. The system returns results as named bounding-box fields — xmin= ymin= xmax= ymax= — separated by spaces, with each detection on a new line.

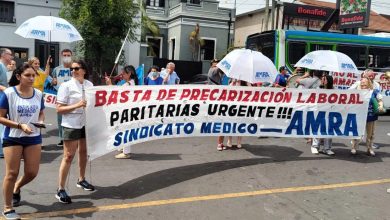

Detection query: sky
xmin=218 ymin=0 xmax=390 ymax=15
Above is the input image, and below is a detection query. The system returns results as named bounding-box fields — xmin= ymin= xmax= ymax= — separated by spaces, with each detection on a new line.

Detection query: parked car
xmin=186 ymin=74 xmax=209 ymax=84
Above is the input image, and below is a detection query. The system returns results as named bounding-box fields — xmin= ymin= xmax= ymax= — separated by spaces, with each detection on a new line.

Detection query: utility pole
xmin=271 ymin=0 xmax=276 ymax=30
xmin=232 ymin=0 xmax=236 ymax=47
xmin=264 ymin=0 xmax=269 ymax=31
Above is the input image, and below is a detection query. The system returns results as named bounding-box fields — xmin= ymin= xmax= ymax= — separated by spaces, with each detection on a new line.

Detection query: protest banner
xmin=332 ymin=71 xmax=361 ymax=90
xmin=43 ymin=76 xmax=58 ymax=108
xmin=85 ymin=85 xmax=371 ymax=160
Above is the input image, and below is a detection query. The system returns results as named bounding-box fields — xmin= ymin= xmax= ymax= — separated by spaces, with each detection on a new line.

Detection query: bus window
xmin=246 ymin=32 xmax=275 ymax=61
xmin=337 ymin=45 xmax=366 ymax=68
xmin=287 ymin=41 xmax=306 ymax=67
xmin=310 ymin=44 xmax=333 ymax=51
xmin=368 ymin=47 xmax=390 ymax=70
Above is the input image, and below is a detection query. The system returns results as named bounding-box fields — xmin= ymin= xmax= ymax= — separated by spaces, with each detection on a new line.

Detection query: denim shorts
xmin=62 ymin=126 xmax=86 ymax=141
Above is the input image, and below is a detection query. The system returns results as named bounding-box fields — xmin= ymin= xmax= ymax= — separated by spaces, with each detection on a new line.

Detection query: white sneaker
xmin=311 ymin=146 xmax=319 ymax=154
xmin=323 ymin=149 xmax=335 ymax=156
xmin=372 ymin=143 xmax=380 ymax=149
xmin=351 ymin=149 xmax=357 ymax=155
xmin=367 ymin=149 xmax=375 ymax=157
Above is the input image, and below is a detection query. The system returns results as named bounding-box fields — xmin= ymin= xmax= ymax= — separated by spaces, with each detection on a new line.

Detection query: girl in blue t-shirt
xmin=0 ymin=64 xmax=45 ymax=219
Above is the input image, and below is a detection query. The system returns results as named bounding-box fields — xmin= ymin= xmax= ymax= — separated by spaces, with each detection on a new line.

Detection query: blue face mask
xmin=151 ymin=71 xmax=158 ymax=77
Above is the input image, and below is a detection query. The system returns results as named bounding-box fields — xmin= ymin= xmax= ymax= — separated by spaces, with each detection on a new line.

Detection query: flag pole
xmin=109 ymin=28 xmax=131 ymax=77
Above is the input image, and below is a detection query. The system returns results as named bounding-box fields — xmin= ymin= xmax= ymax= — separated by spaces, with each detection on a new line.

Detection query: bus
xmin=246 ymin=29 xmax=390 ymax=109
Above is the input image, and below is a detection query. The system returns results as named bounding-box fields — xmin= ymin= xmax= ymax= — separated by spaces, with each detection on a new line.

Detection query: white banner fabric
xmin=85 ymin=85 xmax=371 ymax=160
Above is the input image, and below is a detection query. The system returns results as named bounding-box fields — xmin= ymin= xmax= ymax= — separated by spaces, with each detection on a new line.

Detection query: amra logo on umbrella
xmin=31 ymin=30 xmax=45 ymax=37
xmin=56 ymin=23 xmax=71 ymax=30
xmin=341 ymin=63 xmax=355 ymax=70
xmin=68 ymin=33 xmax=77 ymax=39
xmin=255 ymin=72 xmax=270 ymax=79
xmin=221 ymin=60 xmax=231 ymax=70
xmin=301 ymin=58 xmax=313 ymax=64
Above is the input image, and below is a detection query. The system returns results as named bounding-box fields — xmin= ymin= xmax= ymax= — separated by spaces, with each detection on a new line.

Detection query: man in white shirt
xmin=51 ymin=49 xmax=73 ymax=147
xmin=160 ymin=62 xmax=180 ymax=85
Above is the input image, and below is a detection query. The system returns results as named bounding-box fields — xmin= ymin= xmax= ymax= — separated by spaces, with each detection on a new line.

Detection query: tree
xmin=60 ymin=0 xmax=159 ymax=83
xmin=189 ymin=23 xmax=204 ymax=61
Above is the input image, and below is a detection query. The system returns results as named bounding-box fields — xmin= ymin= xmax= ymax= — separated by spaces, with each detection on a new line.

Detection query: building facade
xmin=1 ymin=0 xmax=234 ymax=75
xmin=234 ymin=0 xmax=390 ymax=48
xmin=142 ymin=0 xmax=234 ymax=74
xmin=0 ymin=0 xmax=62 ymax=67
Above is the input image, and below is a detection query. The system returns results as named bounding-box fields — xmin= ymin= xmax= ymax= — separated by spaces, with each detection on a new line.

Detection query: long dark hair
xmin=321 ymin=74 xmax=334 ymax=89
xmin=9 ymin=63 xmax=37 ymax=87
xmin=73 ymin=59 xmax=90 ymax=79
xmin=124 ymin=65 xmax=138 ymax=85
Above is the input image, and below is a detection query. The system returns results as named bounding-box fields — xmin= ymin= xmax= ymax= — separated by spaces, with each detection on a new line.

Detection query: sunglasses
xmin=70 ymin=67 xmax=83 ymax=71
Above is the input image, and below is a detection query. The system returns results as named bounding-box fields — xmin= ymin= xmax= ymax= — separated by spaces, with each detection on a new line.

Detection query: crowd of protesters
xmin=0 ymin=47 xmax=389 ymax=219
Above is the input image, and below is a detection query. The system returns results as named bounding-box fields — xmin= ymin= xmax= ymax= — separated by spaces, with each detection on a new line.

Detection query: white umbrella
xmin=14 ymin=16 xmax=83 ymax=43
xmin=294 ymin=50 xmax=359 ymax=74
xmin=216 ymin=49 xmax=278 ymax=83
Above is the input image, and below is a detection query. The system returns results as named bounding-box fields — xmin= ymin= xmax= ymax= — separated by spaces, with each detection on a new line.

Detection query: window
xmin=146 ymin=0 xmax=165 ymax=7
xmin=200 ymin=39 xmax=215 ymax=61
xmin=337 ymin=45 xmax=366 ymax=68
xmin=1 ymin=46 xmax=28 ymax=66
xmin=246 ymin=32 xmax=275 ymax=62
xmin=146 ymin=36 xmax=162 ymax=58
xmin=309 ymin=43 xmax=333 ymax=51
xmin=0 ymin=1 xmax=15 ymax=23
xmin=190 ymin=0 xmax=201 ymax=4
xmin=287 ymin=41 xmax=306 ymax=67
xmin=368 ymin=47 xmax=390 ymax=70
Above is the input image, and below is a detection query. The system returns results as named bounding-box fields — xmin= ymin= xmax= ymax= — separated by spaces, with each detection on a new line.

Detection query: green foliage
xmin=340 ymin=0 xmax=368 ymax=14
xmin=60 ymin=0 xmax=140 ymax=81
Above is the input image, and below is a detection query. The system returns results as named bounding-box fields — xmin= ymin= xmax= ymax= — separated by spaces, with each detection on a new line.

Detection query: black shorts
xmin=2 ymin=139 xmax=41 ymax=148
xmin=62 ymin=126 xmax=86 ymax=141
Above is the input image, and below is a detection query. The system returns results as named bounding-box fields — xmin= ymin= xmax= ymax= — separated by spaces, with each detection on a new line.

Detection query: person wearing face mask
xmin=145 ymin=66 xmax=163 ymax=85
xmin=51 ymin=49 xmax=73 ymax=147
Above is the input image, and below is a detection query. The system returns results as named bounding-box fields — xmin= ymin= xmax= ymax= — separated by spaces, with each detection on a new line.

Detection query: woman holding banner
xmin=105 ymin=65 xmax=138 ymax=159
xmin=351 ymin=77 xmax=384 ymax=156
xmin=311 ymin=73 xmax=335 ymax=156
xmin=226 ymin=79 xmax=249 ymax=149
xmin=56 ymin=60 xmax=94 ymax=204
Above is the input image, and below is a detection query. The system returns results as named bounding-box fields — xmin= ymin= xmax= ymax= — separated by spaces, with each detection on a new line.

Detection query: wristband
xmin=17 ymin=123 xmax=21 ymax=129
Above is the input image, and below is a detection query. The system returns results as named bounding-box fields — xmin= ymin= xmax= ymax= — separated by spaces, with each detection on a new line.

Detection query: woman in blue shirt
xmin=145 ymin=66 xmax=163 ymax=85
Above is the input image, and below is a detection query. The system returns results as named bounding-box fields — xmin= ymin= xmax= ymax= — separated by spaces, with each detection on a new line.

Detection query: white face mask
xmin=62 ymin=56 xmax=72 ymax=64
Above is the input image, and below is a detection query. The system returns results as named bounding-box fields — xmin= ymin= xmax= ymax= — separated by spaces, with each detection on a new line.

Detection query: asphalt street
xmin=0 ymin=108 xmax=389 ymax=219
